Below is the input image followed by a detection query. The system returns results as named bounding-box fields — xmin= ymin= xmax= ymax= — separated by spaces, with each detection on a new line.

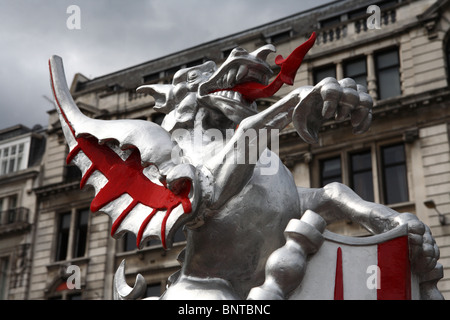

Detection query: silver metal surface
xmin=247 ymin=210 xmax=326 ymax=300
xmin=113 ymin=260 xmax=146 ymax=300
xmin=49 ymin=38 xmax=442 ymax=300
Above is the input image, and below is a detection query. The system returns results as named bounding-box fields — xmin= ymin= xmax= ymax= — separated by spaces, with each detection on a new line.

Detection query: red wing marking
xmin=49 ymin=60 xmax=191 ymax=250
xmin=67 ymin=136 xmax=191 ymax=250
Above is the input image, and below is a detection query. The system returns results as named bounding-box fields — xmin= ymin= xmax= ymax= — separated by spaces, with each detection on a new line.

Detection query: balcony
xmin=315 ymin=6 xmax=397 ymax=46
xmin=0 ymin=207 xmax=31 ymax=235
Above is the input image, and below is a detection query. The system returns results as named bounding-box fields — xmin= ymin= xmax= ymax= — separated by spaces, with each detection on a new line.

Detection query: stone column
xmin=366 ymin=53 xmax=378 ymax=100
xmin=336 ymin=61 xmax=344 ymax=80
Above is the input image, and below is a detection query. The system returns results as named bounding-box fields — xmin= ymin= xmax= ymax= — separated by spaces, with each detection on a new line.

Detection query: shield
xmin=289 ymin=224 xmax=420 ymax=300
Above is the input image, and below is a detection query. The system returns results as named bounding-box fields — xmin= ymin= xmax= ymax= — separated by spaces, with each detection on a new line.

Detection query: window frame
xmin=313 ymin=141 xmax=410 ymax=206
xmin=264 ymin=28 xmax=293 ymax=45
xmin=0 ymin=194 xmax=19 ymax=225
xmin=349 ymin=149 xmax=375 ymax=202
xmin=0 ymin=137 xmax=29 ymax=176
xmin=72 ymin=208 xmax=89 ymax=259
xmin=0 ymin=256 xmax=9 ymax=300
xmin=54 ymin=208 xmax=90 ymax=262
xmin=313 ymin=64 xmax=337 ymax=84
xmin=343 ymin=56 xmax=368 ymax=88
xmin=319 ymin=155 xmax=343 ymax=187
xmin=120 ymin=224 xmax=186 ymax=252
xmin=55 ymin=212 xmax=71 ymax=262
xmin=375 ymin=47 xmax=401 ymax=100
xmin=379 ymin=143 xmax=409 ymax=205
xmin=444 ymin=32 xmax=450 ymax=85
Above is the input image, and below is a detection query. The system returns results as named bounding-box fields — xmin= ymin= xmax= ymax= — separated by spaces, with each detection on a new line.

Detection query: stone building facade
xmin=0 ymin=125 xmax=45 ymax=299
xmin=7 ymin=0 xmax=450 ymax=299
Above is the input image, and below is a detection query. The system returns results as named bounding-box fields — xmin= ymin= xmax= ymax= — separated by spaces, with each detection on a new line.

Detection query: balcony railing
xmin=0 ymin=207 xmax=29 ymax=227
xmin=316 ymin=7 xmax=397 ymax=46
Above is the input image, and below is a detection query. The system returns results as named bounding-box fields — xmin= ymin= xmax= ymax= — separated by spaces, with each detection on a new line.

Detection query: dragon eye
xmin=188 ymin=71 xmax=199 ymax=82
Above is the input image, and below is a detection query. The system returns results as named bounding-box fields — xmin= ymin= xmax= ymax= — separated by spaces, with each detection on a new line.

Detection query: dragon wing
xmin=49 ymin=55 xmax=199 ymax=249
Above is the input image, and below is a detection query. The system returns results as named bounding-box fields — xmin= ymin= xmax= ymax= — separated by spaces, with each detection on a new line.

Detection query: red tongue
xmin=231 ymin=32 xmax=316 ymax=102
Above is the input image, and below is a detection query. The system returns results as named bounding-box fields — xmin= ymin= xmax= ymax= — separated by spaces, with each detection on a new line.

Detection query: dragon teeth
xmin=236 ymin=65 xmax=248 ymax=82
xmin=210 ymin=90 xmax=242 ymax=103
xmin=226 ymin=68 xmax=237 ymax=87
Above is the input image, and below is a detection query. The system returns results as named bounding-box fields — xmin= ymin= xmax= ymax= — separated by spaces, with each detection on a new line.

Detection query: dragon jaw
xmin=197 ymin=33 xmax=316 ymax=125
xmin=197 ymin=45 xmax=275 ymax=123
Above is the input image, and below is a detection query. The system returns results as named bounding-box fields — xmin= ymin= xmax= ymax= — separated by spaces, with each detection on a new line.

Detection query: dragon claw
xmin=113 ymin=260 xmax=147 ymax=300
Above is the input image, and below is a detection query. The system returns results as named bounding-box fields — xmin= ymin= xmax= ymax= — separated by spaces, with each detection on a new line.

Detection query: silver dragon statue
xmin=48 ymin=32 xmax=443 ymax=300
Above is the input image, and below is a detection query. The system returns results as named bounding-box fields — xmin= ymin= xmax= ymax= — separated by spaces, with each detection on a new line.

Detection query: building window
xmin=7 ymin=195 xmax=17 ymax=213
xmin=73 ymin=209 xmax=89 ymax=259
xmin=186 ymin=58 xmax=205 ymax=68
xmin=446 ymin=36 xmax=450 ymax=83
xmin=349 ymin=151 xmax=374 ymax=202
xmin=320 ymin=16 xmax=341 ymax=28
xmin=0 ymin=257 xmax=9 ymax=300
xmin=344 ymin=57 xmax=367 ymax=88
xmin=222 ymin=46 xmax=237 ymax=59
xmin=122 ymin=232 xmax=160 ymax=251
xmin=0 ymin=143 xmax=25 ymax=175
xmin=381 ymin=144 xmax=409 ymax=204
xmin=375 ymin=49 xmax=401 ymax=100
xmin=55 ymin=209 xmax=89 ymax=262
xmin=146 ymin=283 xmax=162 ymax=297
xmin=164 ymin=66 xmax=181 ymax=84
xmin=55 ymin=212 xmax=71 ymax=262
xmin=123 ymin=233 xmax=138 ymax=252
xmin=122 ymin=226 xmax=186 ymax=252
xmin=143 ymin=72 xmax=161 ymax=84
xmin=348 ymin=7 xmax=370 ymax=20
xmin=152 ymin=113 xmax=165 ymax=126
xmin=313 ymin=64 xmax=336 ymax=84
xmin=0 ymin=195 xmax=25 ymax=226
xmin=266 ymin=29 xmax=292 ymax=44
xmin=64 ymin=146 xmax=81 ymax=183
xmin=320 ymin=156 xmax=342 ymax=186
xmin=316 ymin=143 xmax=408 ymax=205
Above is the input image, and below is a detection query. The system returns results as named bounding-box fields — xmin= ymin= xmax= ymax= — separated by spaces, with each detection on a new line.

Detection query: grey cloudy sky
xmin=0 ymin=0 xmax=335 ymax=130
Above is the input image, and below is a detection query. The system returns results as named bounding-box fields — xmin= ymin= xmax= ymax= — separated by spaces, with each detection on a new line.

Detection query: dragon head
xmin=137 ymin=33 xmax=316 ymax=131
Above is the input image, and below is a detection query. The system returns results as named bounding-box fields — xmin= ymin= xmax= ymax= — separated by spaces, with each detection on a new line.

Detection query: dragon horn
xmin=136 ymin=84 xmax=176 ymax=114
xmin=48 ymin=55 xmax=88 ymax=147
xmin=250 ymin=44 xmax=276 ymax=62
